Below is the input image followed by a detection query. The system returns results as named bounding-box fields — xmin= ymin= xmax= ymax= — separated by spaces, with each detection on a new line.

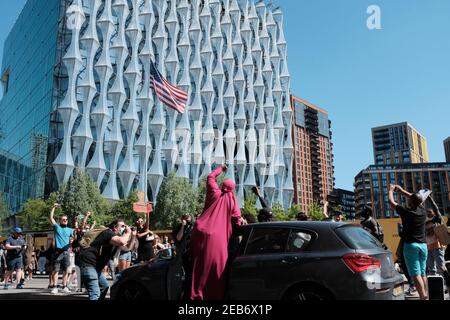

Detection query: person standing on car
xmin=252 ymin=186 xmax=273 ymax=222
xmin=190 ymin=164 xmax=243 ymax=300
xmin=172 ymin=214 xmax=194 ymax=300
xmin=389 ymin=185 xmax=429 ymax=300
xmin=79 ymin=219 xmax=131 ymax=300
xmin=136 ymin=213 xmax=154 ymax=263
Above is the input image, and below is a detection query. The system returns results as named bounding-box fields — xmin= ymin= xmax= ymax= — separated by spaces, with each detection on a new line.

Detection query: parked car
xmin=111 ymin=221 xmax=404 ymax=300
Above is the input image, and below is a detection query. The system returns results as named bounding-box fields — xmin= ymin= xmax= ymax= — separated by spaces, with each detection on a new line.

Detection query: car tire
xmin=117 ymin=282 xmax=151 ymax=301
xmin=284 ymin=284 xmax=334 ymax=301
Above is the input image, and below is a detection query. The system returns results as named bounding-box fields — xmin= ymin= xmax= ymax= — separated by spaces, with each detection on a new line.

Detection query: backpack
xmin=78 ymin=226 xmax=109 ymax=249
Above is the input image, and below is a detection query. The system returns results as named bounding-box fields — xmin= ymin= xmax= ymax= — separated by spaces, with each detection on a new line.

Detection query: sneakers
xmin=3 ymin=283 xmax=11 ymax=290
xmin=62 ymin=286 xmax=71 ymax=294
xmin=50 ymin=287 xmax=58 ymax=294
xmin=405 ymin=286 xmax=418 ymax=297
xmin=16 ymin=284 xmax=24 ymax=289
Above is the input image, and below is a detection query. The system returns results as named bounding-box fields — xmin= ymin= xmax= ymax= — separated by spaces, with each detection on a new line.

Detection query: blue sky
xmin=1 ymin=0 xmax=449 ymax=190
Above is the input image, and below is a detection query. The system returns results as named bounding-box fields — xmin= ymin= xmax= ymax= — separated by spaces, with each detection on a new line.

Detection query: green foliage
xmin=16 ymin=198 xmax=52 ymax=231
xmin=109 ymin=191 xmax=139 ymax=226
xmin=288 ymin=204 xmax=303 ymax=220
xmin=272 ymin=202 xmax=289 ymax=221
xmin=152 ymin=173 xmax=202 ymax=230
xmin=308 ymin=202 xmax=324 ymax=221
xmin=241 ymin=193 xmax=258 ymax=221
xmin=0 ymin=193 xmax=9 ymax=236
xmin=55 ymin=169 xmax=111 ymax=225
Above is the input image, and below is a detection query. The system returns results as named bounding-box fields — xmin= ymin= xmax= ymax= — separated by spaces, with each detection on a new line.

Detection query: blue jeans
xmin=427 ymin=248 xmax=446 ymax=275
xmin=80 ymin=266 xmax=109 ymax=300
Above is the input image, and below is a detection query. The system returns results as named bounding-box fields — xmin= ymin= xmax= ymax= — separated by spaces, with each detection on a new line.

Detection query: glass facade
xmin=0 ymin=0 xmax=61 ymax=213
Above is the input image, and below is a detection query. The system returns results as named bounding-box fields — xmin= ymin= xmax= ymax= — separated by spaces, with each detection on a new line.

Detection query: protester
xmin=118 ymin=228 xmax=137 ymax=272
xmin=45 ymin=243 xmax=55 ymax=289
xmin=0 ymin=242 xmax=6 ymax=284
xmin=252 ymin=186 xmax=273 ymax=222
xmin=37 ymin=246 xmax=46 ymax=275
xmin=360 ymin=205 xmax=385 ymax=243
xmin=4 ymin=227 xmax=26 ymax=289
xmin=78 ymin=219 xmax=131 ymax=300
xmin=296 ymin=212 xmax=309 ymax=221
xmin=49 ymin=203 xmax=74 ymax=294
xmin=172 ymin=214 xmax=194 ymax=300
xmin=190 ymin=164 xmax=243 ymax=300
xmin=153 ymin=235 xmax=166 ymax=256
xmin=425 ymin=196 xmax=450 ymax=287
xmin=389 ymin=185 xmax=429 ymax=300
xmin=396 ymin=223 xmax=417 ymax=296
xmin=136 ymin=213 xmax=154 ymax=263
xmin=24 ymin=234 xmax=35 ymax=280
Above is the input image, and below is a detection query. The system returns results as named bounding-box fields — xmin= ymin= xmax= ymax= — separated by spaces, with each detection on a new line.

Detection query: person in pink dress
xmin=190 ymin=164 xmax=243 ymax=300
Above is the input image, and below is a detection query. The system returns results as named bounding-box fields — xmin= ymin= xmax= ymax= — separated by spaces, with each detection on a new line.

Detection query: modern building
xmin=444 ymin=137 xmax=450 ymax=163
xmin=329 ymin=188 xmax=355 ymax=219
xmin=291 ymin=96 xmax=335 ymax=213
xmin=372 ymin=122 xmax=429 ymax=165
xmin=0 ymin=0 xmax=295 ymax=217
xmin=354 ymin=163 xmax=450 ymax=219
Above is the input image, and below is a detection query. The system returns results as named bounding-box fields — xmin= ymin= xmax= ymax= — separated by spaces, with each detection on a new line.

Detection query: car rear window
xmin=335 ymin=225 xmax=383 ymax=250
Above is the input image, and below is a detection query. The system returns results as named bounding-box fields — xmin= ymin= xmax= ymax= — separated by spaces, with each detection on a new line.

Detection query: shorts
xmin=52 ymin=251 xmax=70 ymax=273
xmin=403 ymin=242 xmax=428 ymax=277
xmin=6 ymin=257 xmax=23 ymax=271
xmin=119 ymin=251 xmax=132 ymax=262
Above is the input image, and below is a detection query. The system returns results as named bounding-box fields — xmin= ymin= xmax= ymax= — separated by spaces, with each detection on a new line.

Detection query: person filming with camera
xmin=78 ymin=219 xmax=131 ymax=300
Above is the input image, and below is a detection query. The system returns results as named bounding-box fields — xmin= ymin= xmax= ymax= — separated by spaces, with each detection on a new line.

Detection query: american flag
xmin=150 ymin=61 xmax=188 ymax=114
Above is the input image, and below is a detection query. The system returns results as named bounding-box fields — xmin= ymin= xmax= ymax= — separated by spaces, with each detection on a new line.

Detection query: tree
xmin=109 ymin=191 xmax=139 ymax=226
xmin=55 ymin=169 xmax=111 ymax=225
xmin=152 ymin=173 xmax=201 ymax=230
xmin=16 ymin=198 xmax=52 ymax=231
xmin=0 ymin=193 xmax=9 ymax=236
xmin=288 ymin=204 xmax=303 ymax=221
xmin=272 ymin=202 xmax=289 ymax=221
xmin=241 ymin=193 xmax=258 ymax=221
xmin=308 ymin=202 xmax=324 ymax=221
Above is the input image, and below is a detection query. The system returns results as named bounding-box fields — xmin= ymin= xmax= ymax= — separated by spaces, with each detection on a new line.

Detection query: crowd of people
xmin=1 ymin=165 xmax=449 ymax=301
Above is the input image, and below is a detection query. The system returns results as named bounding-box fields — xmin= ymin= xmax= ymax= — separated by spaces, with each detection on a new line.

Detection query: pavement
xmin=0 ymin=274 xmax=448 ymax=300
xmin=0 ymin=274 xmax=113 ymax=300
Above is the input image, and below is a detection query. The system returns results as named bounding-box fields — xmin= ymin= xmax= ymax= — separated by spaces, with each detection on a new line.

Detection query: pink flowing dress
xmin=190 ymin=167 xmax=242 ymax=300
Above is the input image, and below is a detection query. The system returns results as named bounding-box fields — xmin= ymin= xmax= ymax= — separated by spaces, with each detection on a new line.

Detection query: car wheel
xmin=285 ymin=285 xmax=333 ymax=301
xmin=117 ymin=282 xmax=150 ymax=301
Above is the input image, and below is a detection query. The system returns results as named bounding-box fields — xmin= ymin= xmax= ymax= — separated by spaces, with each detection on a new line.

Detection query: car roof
xmin=245 ymin=221 xmax=351 ymax=231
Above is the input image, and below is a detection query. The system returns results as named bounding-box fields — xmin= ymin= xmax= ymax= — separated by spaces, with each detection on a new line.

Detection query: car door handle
xmin=281 ymin=256 xmax=301 ymax=264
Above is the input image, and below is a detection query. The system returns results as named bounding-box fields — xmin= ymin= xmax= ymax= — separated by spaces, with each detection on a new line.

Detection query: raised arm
xmin=428 ymin=195 xmax=443 ymax=223
xmin=395 ymin=185 xmax=413 ymax=198
xmin=323 ymin=201 xmax=330 ymax=219
xmin=49 ymin=203 xmax=59 ymax=225
xmin=81 ymin=212 xmax=91 ymax=229
xmin=388 ymin=184 xmax=398 ymax=208
xmin=253 ymin=187 xmax=269 ymax=210
xmin=208 ymin=165 xmax=227 ymax=193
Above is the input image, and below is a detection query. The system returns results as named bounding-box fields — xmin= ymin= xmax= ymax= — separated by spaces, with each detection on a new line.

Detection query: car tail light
xmin=342 ymin=253 xmax=381 ymax=273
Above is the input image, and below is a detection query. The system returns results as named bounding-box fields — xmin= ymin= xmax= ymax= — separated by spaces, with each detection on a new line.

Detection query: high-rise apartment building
xmin=444 ymin=137 xmax=450 ymax=163
xmin=291 ymin=96 xmax=334 ymax=212
xmin=372 ymin=122 xmax=429 ymax=165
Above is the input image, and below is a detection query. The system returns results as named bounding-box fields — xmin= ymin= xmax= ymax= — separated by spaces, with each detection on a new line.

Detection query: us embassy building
xmin=0 ymin=0 xmax=294 ymax=222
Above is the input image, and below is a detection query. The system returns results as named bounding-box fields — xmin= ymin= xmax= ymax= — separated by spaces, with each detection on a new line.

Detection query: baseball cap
xmin=13 ymin=227 xmax=23 ymax=234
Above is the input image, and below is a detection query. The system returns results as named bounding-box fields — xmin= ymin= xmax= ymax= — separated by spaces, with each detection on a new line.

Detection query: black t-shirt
xmin=79 ymin=229 xmax=116 ymax=271
xmin=396 ymin=205 xmax=426 ymax=244
xmin=137 ymin=227 xmax=154 ymax=252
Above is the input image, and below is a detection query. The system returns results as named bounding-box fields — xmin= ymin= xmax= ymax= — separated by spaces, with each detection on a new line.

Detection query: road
xmin=0 ymin=274 xmax=447 ymax=300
